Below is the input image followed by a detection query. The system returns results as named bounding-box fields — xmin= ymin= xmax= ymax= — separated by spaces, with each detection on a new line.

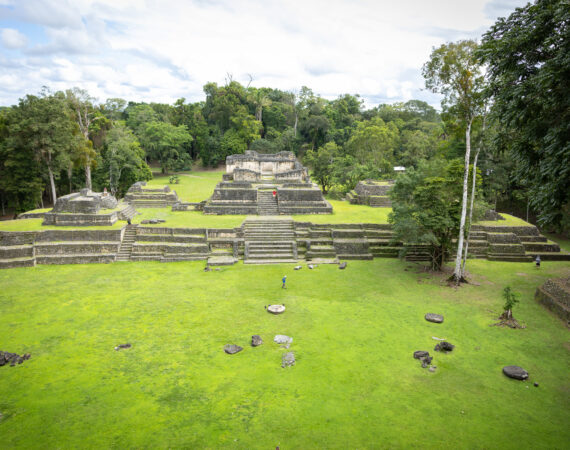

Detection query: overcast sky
xmin=0 ymin=0 xmax=529 ymax=108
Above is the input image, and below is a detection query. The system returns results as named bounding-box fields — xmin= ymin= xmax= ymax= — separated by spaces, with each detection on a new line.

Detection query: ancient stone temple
xmin=43 ymin=189 xmax=136 ymax=226
xmin=203 ymin=151 xmax=332 ymax=215
xmin=347 ymin=180 xmax=393 ymax=207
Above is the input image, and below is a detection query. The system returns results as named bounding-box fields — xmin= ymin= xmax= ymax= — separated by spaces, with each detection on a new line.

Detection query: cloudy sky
xmin=0 ymin=0 xmax=528 ymax=108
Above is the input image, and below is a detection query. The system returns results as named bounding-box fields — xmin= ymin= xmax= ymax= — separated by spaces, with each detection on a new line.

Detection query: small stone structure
xmin=203 ymin=151 xmax=332 ymax=215
xmin=124 ymin=182 xmax=179 ymax=208
xmin=346 ymin=180 xmax=393 ymax=207
xmin=43 ymin=189 xmax=136 ymax=226
xmin=535 ymin=277 xmax=570 ymax=324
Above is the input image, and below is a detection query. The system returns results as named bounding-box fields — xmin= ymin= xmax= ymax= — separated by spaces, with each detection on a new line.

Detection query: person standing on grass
xmin=282 ymin=275 xmax=287 ymax=289
xmin=535 ymin=255 xmax=541 ymax=269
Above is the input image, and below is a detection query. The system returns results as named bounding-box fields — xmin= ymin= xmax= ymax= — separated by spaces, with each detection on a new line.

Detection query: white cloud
xmin=0 ymin=0 xmax=530 ymax=107
xmin=1 ymin=28 xmax=28 ymax=49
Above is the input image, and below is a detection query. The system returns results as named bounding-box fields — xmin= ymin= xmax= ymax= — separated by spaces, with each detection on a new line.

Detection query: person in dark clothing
xmin=535 ymin=255 xmax=541 ymax=268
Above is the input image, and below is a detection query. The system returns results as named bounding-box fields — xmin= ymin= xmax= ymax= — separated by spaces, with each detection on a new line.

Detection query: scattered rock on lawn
xmin=308 ymin=264 xmax=314 ymax=269
xmin=274 ymin=335 xmax=293 ymax=345
xmin=429 ymin=366 xmax=436 ymax=372
xmin=224 ymin=344 xmax=243 ymax=355
xmin=434 ymin=341 xmax=455 ymax=352
xmin=339 ymin=262 xmax=347 ymax=270
xmin=0 ymin=351 xmax=30 ymax=367
xmin=282 ymin=352 xmax=295 ymax=368
xmin=502 ymin=365 xmax=529 ymax=380
xmin=251 ymin=335 xmax=263 ymax=347
xmin=413 ymin=350 xmax=430 ymax=359
xmin=114 ymin=343 xmax=131 ymax=351
xmin=294 ymin=265 xmax=302 ymax=270
xmin=534 ymin=382 xmax=539 ymax=387
xmin=425 ymin=313 xmax=444 ymax=323
xmin=267 ymin=304 xmax=286 ymax=314
xmin=413 ymin=351 xmax=433 ymax=369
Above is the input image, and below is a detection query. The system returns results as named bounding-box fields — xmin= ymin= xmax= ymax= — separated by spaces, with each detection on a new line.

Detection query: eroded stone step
xmin=244 ymin=259 xmax=298 ymax=264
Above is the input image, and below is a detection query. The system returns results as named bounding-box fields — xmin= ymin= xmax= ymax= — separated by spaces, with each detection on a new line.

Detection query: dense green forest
xmin=0 ymin=0 xmax=567 ymax=235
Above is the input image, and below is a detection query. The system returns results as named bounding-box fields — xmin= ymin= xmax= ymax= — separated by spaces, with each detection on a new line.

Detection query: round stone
xmin=425 ymin=313 xmax=444 ymax=323
xmin=502 ymin=365 xmax=529 ymax=380
xmin=267 ymin=304 xmax=285 ymax=314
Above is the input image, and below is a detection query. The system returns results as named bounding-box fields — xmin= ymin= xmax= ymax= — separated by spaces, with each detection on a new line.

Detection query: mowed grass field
xmin=0 ymin=258 xmax=569 ymax=448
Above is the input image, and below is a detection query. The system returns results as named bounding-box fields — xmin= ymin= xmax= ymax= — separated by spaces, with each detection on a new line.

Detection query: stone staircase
xmin=244 ymin=218 xmax=297 ymax=264
xmin=116 ymin=224 xmax=137 ymax=261
xmin=118 ymin=203 xmax=138 ymax=221
xmin=257 ymin=190 xmax=279 ymax=215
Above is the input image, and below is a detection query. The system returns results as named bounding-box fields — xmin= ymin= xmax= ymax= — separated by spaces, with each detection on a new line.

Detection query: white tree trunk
xmin=461 ymin=146 xmax=480 ymax=273
xmin=85 ymin=163 xmax=92 ymax=190
xmin=453 ymin=119 xmax=472 ymax=282
xmin=48 ymin=165 xmax=57 ymax=206
xmin=294 ymin=113 xmax=298 ymax=137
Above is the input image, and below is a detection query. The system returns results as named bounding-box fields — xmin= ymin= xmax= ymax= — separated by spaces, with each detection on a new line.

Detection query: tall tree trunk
xmin=294 ymin=112 xmax=298 ymax=138
xmin=461 ymin=147 xmax=480 ymax=274
xmin=85 ymin=162 xmax=92 ymax=190
xmin=48 ymin=165 xmax=57 ymax=206
xmin=453 ymin=119 xmax=473 ymax=282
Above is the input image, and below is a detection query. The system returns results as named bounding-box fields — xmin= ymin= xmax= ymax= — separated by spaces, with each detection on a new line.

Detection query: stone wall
xmin=233 ymin=168 xmax=261 ymax=182
xmin=226 ymin=151 xmax=296 ymax=175
xmin=43 ymin=212 xmax=119 ymax=226
xmin=535 ymin=277 xmax=570 ymax=324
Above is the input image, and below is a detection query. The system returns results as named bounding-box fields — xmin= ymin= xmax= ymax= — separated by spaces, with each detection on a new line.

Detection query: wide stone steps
xmin=36 ymin=254 xmax=115 ymax=264
xmin=525 ymin=252 xmax=570 ymax=261
xmin=307 ymin=244 xmax=336 ymax=260
xmin=0 ymin=257 xmax=36 ymax=269
xmin=34 ymin=242 xmax=119 ymax=255
xmin=136 ymin=234 xmax=206 ymax=243
xmin=487 ymin=255 xmax=533 ymax=262
xmin=131 ymin=200 xmax=168 ymax=208
xmin=521 ymin=241 xmax=560 ymax=252
xmin=0 ymin=244 xmax=34 ymax=259
xmin=244 ymin=218 xmax=297 ymax=263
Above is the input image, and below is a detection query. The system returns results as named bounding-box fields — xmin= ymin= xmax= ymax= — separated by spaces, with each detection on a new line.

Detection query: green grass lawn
xmin=477 ymin=213 xmax=535 ymax=227
xmin=134 ymin=208 xmax=246 ymax=228
xmin=147 ymin=170 xmax=224 ymax=202
xmin=1 ymin=259 xmax=568 ymax=448
xmin=296 ymin=200 xmax=391 ymax=224
xmin=0 ymin=218 xmax=125 ymax=232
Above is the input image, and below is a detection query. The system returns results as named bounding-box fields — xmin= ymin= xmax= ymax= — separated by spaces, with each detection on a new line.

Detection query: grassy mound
xmin=0 ymin=259 xmax=568 ymax=448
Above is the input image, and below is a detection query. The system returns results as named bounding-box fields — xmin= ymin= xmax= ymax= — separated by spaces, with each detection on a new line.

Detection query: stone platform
xmin=347 ymin=180 xmax=393 ymax=207
xmin=43 ymin=189 xmax=136 ymax=226
xmin=124 ymin=182 xmax=179 ymax=208
xmin=203 ymin=151 xmax=332 ymax=215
